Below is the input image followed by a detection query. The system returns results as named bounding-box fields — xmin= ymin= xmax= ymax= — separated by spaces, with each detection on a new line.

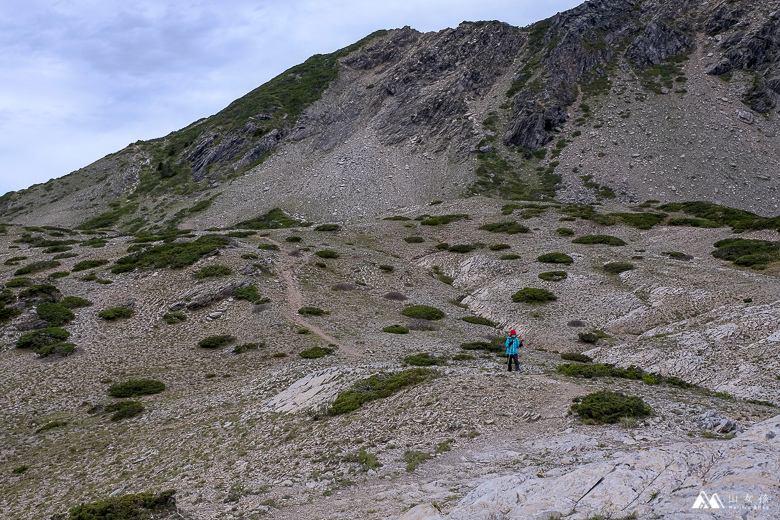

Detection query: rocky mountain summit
xmin=2 ymin=1 xmax=780 ymax=519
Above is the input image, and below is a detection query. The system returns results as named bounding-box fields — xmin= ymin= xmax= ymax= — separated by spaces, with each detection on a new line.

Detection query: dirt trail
xmin=264 ymin=238 xmax=362 ymax=357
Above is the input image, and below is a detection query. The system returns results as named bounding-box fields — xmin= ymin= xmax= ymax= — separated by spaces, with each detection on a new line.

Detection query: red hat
xmin=510 ymin=330 xmax=516 ymax=335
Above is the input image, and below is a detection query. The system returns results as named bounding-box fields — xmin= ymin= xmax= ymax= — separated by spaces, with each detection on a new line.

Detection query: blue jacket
xmin=506 ymin=335 xmax=520 ymax=355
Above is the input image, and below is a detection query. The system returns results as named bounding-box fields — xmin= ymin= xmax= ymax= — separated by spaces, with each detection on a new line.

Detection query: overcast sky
xmin=0 ymin=0 xmax=583 ymax=195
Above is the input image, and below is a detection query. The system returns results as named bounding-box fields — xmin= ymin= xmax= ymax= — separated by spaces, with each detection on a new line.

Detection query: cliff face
xmin=3 ymin=0 xmax=780 ymax=229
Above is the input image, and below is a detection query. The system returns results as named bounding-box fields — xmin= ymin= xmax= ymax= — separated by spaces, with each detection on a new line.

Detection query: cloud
xmin=0 ymin=0 xmax=584 ymax=195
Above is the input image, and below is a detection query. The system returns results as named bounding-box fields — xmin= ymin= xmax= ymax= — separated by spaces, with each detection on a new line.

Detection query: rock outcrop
xmin=401 ymin=414 xmax=780 ymax=520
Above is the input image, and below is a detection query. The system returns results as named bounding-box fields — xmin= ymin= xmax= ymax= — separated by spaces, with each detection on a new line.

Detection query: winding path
xmin=263 ymin=237 xmax=362 ymax=357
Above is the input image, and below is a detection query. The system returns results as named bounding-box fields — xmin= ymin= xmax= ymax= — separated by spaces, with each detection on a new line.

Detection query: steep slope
xmin=1 ymin=0 xmax=780 ymax=228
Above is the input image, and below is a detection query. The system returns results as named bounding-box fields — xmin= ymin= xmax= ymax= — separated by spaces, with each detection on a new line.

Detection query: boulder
xmin=170 ymin=279 xmax=250 ymax=311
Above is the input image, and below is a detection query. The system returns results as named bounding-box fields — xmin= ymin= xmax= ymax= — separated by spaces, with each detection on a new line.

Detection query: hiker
xmin=505 ymin=329 xmax=522 ymax=372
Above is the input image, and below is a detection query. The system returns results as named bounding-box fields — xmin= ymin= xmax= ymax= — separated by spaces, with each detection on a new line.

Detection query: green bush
xmin=231 ymin=285 xmax=270 ymax=304
xmin=537 ymin=252 xmax=574 ymax=264
xmin=384 ymin=215 xmax=411 ymax=221
xmin=452 ymin=353 xmax=475 ymax=361
xmin=578 ymin=332 xmax=599 ymax=343
xmin=404 ymin=353 xmax=447 ymax=366
xmin=512 ymin=288 xmax=557 ymax=303
xmin=198 ymin=335 xmax=235 ymax=348
xmin=98 ymin=307 xmax=134 ymax=320
xmin=257 ymin=243 xmax=280 ymax=251
xmin=49 ymin=271 xmax=70 ymax=279
xmin=460 ymin=341 xmax=504 ymax=353
xmin=194 ymin=265 xmax=232 ymax=278
xmin=314 ymin=224 xmax=340 ymax=231
xmin=36 ymin=303 xmax=75 ymax=326
xmin=58 ymin=489 xmax=176 ymax=520
xmin=489 ymin=243 xmax=510 ymax=251
xmin=105 ymin=401 xmax=144 ymax=421
xmin=570 ymin=390 xmax=652 ymax=424
xmin=608 ymin=212 xmax=666 ymax=230
xmin=226 ymin=231 xmax=257 ymax=237
xmin=561 ymin=352 xmax=593 ymax=363
xmin=71 ymin=259 xmax=110 ymax=272
xmin=162 ymin=311 xmax=186 ymax=324
xmin=603 ymin=262 xmax=634 ymax=274
xmin=12 ymin=465 xmax=28 ymax=474
xmin=383 ymin=325 xmax=409 ymax=334
xmin=572 ymin=235 xmax=627 ymax=246
xmin=556 ymin=227 xmax=574 ymax=236
xmin=479 ymin=221 xmax=529 ymax=234
xmin=712 ymin=238 xmax=780 ymax=269
xmin=404 ymin=236 xmax=424 ymax=243
xmin=235 ymin=208 xmax=303 ymax=230
xmin=538 ymin=271 xmax=568 ymax=281
xmin=60 ymin=296 xmax=93 ymax=308
xmin=19 ymin=284 xmax=61 ymax=302
xmin=54 ymin=253 xmax=79 ymax=260
xmin=298 ymin=306 xmax=327 ymax=316
xmin=16 ymin=327 xmax=70 ymax=349
xmin=4 ymin=256 xmax=27 ymax=265
xmin=500 ymin=254 xmax=521 ymax=260
xmin=35 ymin=342 xmax=75 ymax=358
xmin=379 ymin=264 xmax=394 ymax=272
xmin=448 ymin=244 xmax=476 ymax=253
xmin=0 ymin=307 xmax=22 ymax=325
xmin=14 ymin=260 xmax=61 ymax=276
xmin=300 ymin=346 xmax=335 ymax=359
xmin=401 ymin=305 xmax=445 ymax=320
xmin=0 ymin=289 xmax=16 ymax=305
xmin=419 ymin=214 xmax=469 ymax=226
xmin=108 ymin=379 xmax=165 ymax=397
xmin=329 ymin=368 xmax=435 ymax=415
xmin=6 ymin=277 xmax=31 ymax=287
xmin=285 ymin=235 xmax=302 ymax=242
xmin=460 ymin=316 xmax=497 ymax=327
xmin=112 ymin=234 xmax=230 ymax=273
xmin=315 ymin=249 xmax=340 ymax=258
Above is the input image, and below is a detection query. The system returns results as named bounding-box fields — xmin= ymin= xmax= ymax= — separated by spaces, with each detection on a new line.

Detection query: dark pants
xmin=507 ymin=353 xmax=519 ymax=371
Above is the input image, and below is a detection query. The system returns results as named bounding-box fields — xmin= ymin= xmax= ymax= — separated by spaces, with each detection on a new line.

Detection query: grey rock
xmin=13 ymin=312 xmax=49 ymax=331
xmin=174 ymin=279 xmax=250 ymax=310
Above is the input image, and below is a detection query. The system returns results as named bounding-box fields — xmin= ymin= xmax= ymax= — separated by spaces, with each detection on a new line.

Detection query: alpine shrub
xmin=537 ymin=252 xmax=574 ymax=264
xmin=108 ymin=379 xmax=165 ymax=397
xmin=36 ymin=302 xmax=75 ymax=326
xmin=404 ymin=353 xmax=447 ymax=366
xmin=194 ymin=265 xmax=232 ymax=278
xmin=479 ymin=221 xmax=529 ymax=234
xmin=16 ymin=327 xmax=70 ymax=349
xmin=198 ymin=335 xmax=235 ymax=348
xmin=98 ymin=307 xmax=134 ymax=320
xmin=329 ymin=368 xmax=435 ymax=415
xmin=560 ymin=352 xmax=593 ymax=363
xmin=106 ymin=401 xmax=144 ymax=421
xmin=572 ymin=235 xmax=627 ymax=246
xmin=538 ymin=271 xmax=567 ymax=281
xmin=570 ymin=390 xmax=652 ymax=424
xmin=401 ymin=305 xmax=445 ymax=320
xmin=383 ymin=325 xmax=409 ymax=334
xmin=603 ymin=262 xmax=634 ymax=274
xmin=511 ymin=288 xmax=557 ymax=303
xmin=460 ymin=316 xmax=496 ymax=327
xmin=72 ymin=259 xmax=110 ymax=272
xmin=299 ymin=346 xmax=335 ymax=359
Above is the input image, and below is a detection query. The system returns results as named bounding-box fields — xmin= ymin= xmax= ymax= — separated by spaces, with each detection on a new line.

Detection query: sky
xmin=0 ymin=0 xmax=584 ymax=195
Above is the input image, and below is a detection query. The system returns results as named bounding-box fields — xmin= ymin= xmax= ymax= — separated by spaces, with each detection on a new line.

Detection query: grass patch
xmin=57 ymin=489 xmax=176 ymax=519
xmin=198 ymin=335 xmax=235 ymax=348
xmin=500 ymin=254 xmax=521 ymax=260
xmin=561 ymin=352 xmax=593 ymax=363
xmin=106 ymin=401 xmax=144 ymax=421
xmin=315 ymin=249 xmax=340 ymax=258
xmin=607 ymin=212 xmax=666 ymax=230
xmin=657 ymin=201 xmax=780 ymax=233
xmin=314 ymin=224 xmax=340 ymax=231
xmin=419 ymin=214 xmax=469 ymax=226
xmin=35 ymin=342 xmax=76 ymax=358
xmin=113 ymin=234 xmax=230 ymax=273
xmin=226 ymin=230 xmax=257 ymax=238
xmin=329 ymin=368 xmax=436 ymax=415
xmin=557 ymin=227 xmax=574 ymax=236
xmin=403 ymin=450 xmax=430 ymax=472
xmin=572 ymin=235 xmax=626 ymax=246
xmin=404 ymin=236 xmax=424 ymax=243
xmin=232 ymin=285 xmax=270 ymax=304
xmin=12 ymin=465 xmax=28 ymax=474
xmin=36 ymin=420 xmax=68 ymax=434
xmin=512 ymin=287 xmax=557 ymax=303
xmin=49 ymin=271 xmax=70 ymax=279
xmin=4 ymin=256 xmax=27 ymax=265
xmin=98 ymin=306 xmax=134 ymax=320
xmin=460 ymin=316 xmax=497 ymax=327
xmin=404 ymin=353 xmax=447 ymax=366
xmin=712 ymin=238 xmax=780 ymax=269
xmin=447 ymin=244 xmax=477 ymax=253
xmin=538 ymin=270 xmax=567 ymax=281
xmin=570 ymin=390 xmax=652 ymax=424
xmin=479 ymin=221 xmax=529 ymax=234
xmin=19 ymin=284 xmax=61 ymax=302
xmin=235 ymin=208 xmax=303 ymax=229
xmin=257 ymin=243 xmax=280 ymax=251
xmin=60 ymin=296 xmax=93 ymax=308
xmin=300 ymin=346 xmax=335 ymax=359
xmin=36 ymin=303 xmax=75 ymax=326
xmin=603 ymin=262 xmax=634 ymax=274
xmin=489 ymin=243 xmax=510 ymax=251
xmin=108 ymin=379 xmax=165 ymax=397
xmin=14 ymin=260 xmax=61 ymax=276
xmin=162 ymin=311 xmax=186 ymax=324
xmin=194 ymin=265 xmax=232 ymax=278
xmin=401 ymin=305 xmax=445 ymax=320
xmin=6 ymin=277 xmax=31 ymax=287
xmin=298 ymin=306 xmax=327 ymax=316
xmin=537 ymin=252 xmax=573 ymax=264
xmin=71 ymin=259 xmax=110 ymax=272
xmin=383 ymin=324 xmax=409 ymax=334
